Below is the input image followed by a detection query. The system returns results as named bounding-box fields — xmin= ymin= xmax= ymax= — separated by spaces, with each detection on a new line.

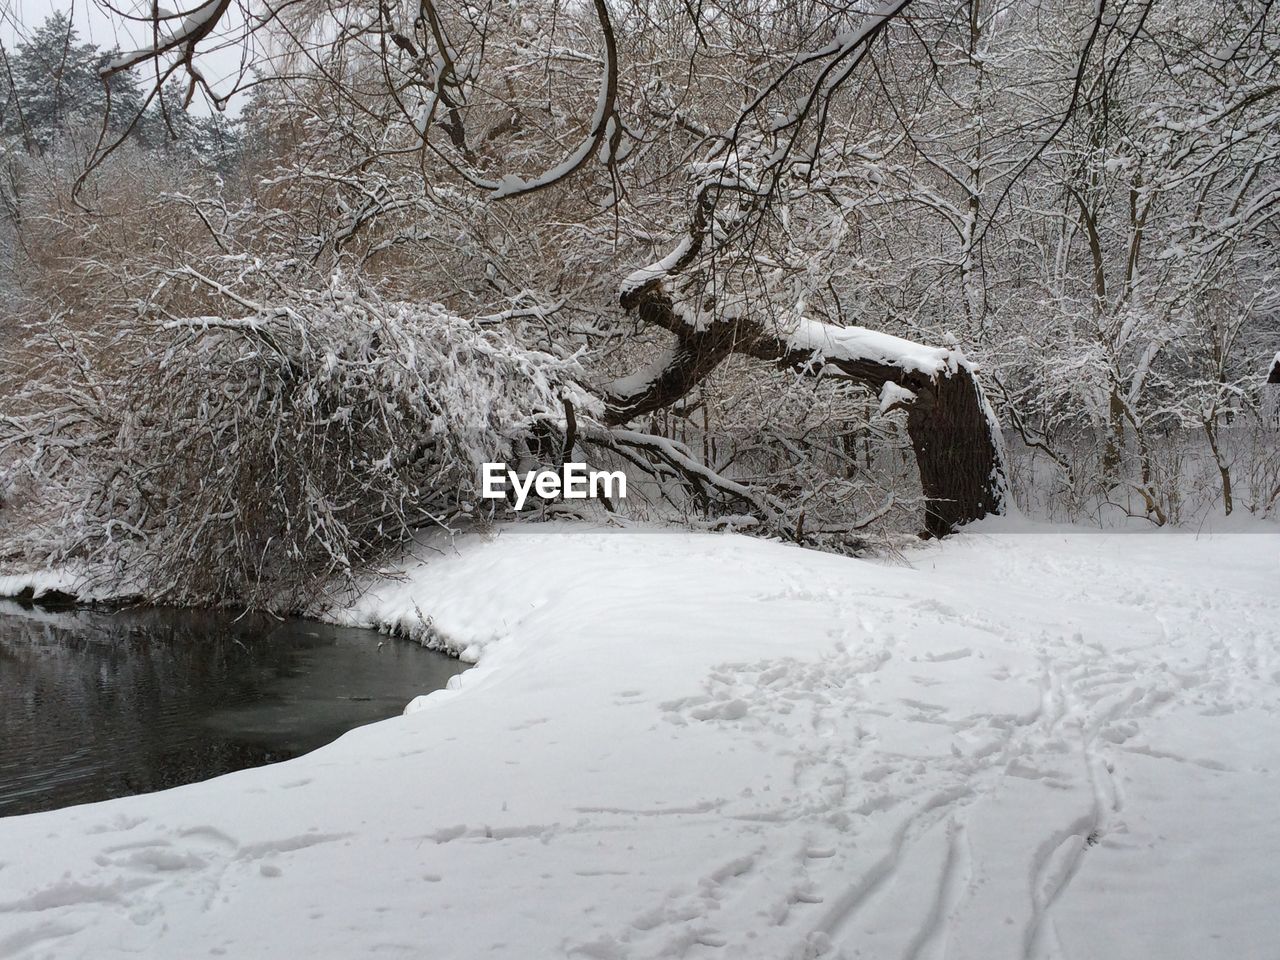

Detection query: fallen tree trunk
xmin=607 ymin=280 xmax=1007 ymax=538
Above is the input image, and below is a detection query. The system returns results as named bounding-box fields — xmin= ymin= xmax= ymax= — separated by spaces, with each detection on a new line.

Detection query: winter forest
xmin=0 ymin=0 xmax=1275 ymax=609
xmin=0 ymin=1 xmax=1278 ymax=958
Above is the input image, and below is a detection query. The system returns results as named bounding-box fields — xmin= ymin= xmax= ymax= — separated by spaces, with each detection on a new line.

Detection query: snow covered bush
xmin=0 ymin=278 xmax=585 ymax=608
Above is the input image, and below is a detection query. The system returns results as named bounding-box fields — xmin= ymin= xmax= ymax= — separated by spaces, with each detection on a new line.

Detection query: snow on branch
xmin=782 ymin=317 xmax=965 ymax=379
xmin=620 ymin=236 xmax=696 ymax=300
xmin=1 ymin=282 xmax=585 ymax=610
xmin=100 ymin=0 xmax=231 ymax=79
xmin=581 ymin=425 xmax=793 ymax=532
xmin=472 ymin=0 xmax=619 ymax=201
xmin=877 ymin=382 xmax=918 ymax=416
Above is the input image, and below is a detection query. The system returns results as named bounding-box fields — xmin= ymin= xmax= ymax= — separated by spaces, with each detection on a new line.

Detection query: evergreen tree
xmin=0 ymin=13 xmax=236 ymax=169
xmin=0 ymin=13 xmax=145 ymax=150
xmin=147 ymin=80 xmax=241 ymax=174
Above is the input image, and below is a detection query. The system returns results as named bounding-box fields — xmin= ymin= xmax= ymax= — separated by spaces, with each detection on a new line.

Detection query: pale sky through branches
xmin=0 ymin=0 xmax=250 ymax=113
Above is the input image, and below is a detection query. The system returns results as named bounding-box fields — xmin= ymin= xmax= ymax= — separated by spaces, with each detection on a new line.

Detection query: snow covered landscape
xmin=1 ymin=523 xmax=1276 ymax=959
xmin=2 ymin=0 xmax=1278 ymax=955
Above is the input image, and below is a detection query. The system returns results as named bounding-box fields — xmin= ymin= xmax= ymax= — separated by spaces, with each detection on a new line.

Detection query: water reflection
xmin=0 ymin=601 xmax=466 ymax=817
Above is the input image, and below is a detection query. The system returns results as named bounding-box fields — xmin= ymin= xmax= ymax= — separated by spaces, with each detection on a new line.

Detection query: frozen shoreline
xmin=0 ymin=523 xmax=1278 ymax=959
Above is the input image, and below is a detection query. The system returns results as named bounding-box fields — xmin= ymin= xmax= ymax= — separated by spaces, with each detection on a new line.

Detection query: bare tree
xmin=71 ymin=0 xmax=1046 ymax=535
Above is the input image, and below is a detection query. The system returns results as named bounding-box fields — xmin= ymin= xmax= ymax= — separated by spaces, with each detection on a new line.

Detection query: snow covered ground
xmin=1 ymin=523 xmax=1277 ymax=959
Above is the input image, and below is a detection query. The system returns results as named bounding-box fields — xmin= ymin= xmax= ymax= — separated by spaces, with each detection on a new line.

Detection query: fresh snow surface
xmin=1 ymin=525 xmax=1278 ymax=959
xmin=783 ymin=317 xmax=960 ymax=377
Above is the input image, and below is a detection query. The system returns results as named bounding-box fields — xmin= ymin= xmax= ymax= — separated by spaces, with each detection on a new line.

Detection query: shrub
xmin=0 ymin=279 xmax=584 ymax=609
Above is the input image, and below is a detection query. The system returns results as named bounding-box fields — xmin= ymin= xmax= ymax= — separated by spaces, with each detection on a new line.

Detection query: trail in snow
xmin=0 ymin=523 xmax=1276 ymax=960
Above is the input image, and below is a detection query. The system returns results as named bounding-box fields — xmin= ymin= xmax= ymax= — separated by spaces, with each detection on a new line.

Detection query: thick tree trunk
xmin=906 ymin=365 xmax=1005 ymax=538
xmin=608 ymin=282 xmax=1008 ymax=536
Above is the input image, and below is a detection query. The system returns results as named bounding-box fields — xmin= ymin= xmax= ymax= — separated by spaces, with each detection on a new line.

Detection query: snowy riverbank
xmin=1 ymin=523 xmax=1277 ymax=959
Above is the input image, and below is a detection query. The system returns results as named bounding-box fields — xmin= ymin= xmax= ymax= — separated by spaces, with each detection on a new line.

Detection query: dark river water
xmin=0 ymin=601 xmax=467 ymax=817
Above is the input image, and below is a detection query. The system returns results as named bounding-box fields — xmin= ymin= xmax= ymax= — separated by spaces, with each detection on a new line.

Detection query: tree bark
xmin=905 ymin=364 xmax=1005 ymax=538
